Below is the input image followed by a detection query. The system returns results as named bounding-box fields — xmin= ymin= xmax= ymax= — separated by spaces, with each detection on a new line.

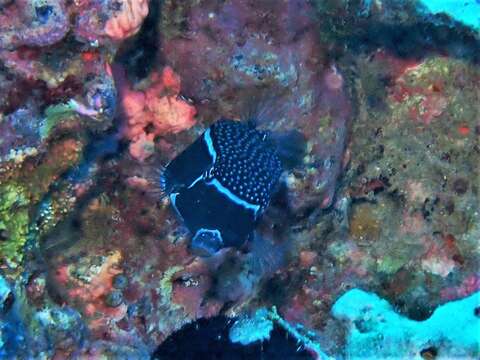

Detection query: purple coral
xmin=0 ymin=0 xmax=68 ymax=49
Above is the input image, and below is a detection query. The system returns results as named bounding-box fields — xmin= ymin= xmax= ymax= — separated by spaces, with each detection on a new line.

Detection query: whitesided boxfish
xmin=157 ymin=118 xmax=304 ymax=256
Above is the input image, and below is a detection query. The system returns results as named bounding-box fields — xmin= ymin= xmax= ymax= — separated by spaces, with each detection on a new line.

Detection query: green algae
xmin=40 ymin=102 xmax=78 ymax=140
xmin=0 ymin=183 xmax=30 ymax=270
xmin=160 ymin=266 xmax=184 ymax=310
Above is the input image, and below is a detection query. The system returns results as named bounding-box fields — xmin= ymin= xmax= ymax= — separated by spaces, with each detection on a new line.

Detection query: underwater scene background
xmin=0 ymin=0 xmax=479 ymax=359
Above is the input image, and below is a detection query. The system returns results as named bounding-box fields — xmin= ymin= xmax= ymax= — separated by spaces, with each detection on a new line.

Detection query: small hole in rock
xmin=2 ymin=292 xmax=14 ymax=313
xmin=420 ymin=346 xmax=438 ymax=359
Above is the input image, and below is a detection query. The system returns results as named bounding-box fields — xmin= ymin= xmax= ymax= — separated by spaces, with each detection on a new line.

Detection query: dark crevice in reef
xmin=115 ymin=0 xmax=162 ymax=82
xmin=152 ymin=316 xmax=314 ymax=360
xmin=344 ymin=20 xmax=480 ymax=64
xmin=316 ymin=2 xmax=480 ymax=65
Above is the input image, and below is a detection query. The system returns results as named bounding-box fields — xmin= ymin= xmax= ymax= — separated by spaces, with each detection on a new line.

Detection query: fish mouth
xmin=191 ymin=228 xmax=224 ymax=257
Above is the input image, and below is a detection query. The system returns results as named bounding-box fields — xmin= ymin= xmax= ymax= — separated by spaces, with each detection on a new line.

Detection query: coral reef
xmin=342 ymin=54 xmax=480 ymax=306
xmin=161 ymin=0 xmax=352 ymax=210
xmin=0 ymin=184 xmax=29 ymax=271
xmin=0 ymin=0 xmax=149 ymax=47
xmin=105 ymin=0 xmax=149 ymax=41
xmin=0 ymin=0 xmax=125 ymax=278
xmin=0 ymin=274 xmax=88 ymax=358
xmin=0 ymin=0 xmax=69 ymax=49
xmin=116 ymin=65 xmax=197 ymax=161
xmin=0 ymin=0 xmax=479 ymax=358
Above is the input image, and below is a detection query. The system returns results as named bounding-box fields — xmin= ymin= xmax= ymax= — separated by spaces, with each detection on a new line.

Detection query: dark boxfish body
xmin=161 ymin=119 xmax=283 ymax=255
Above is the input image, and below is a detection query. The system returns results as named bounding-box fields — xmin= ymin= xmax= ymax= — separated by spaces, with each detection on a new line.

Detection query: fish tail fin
xmin=247 ymin=233 xmax=290 ymax=278
xmin=269 ymin=129 xmax=307 ymax=170
xmin=241 ymin=89 xmax=289 ymax=128
xmin=240 ymin=89 xmax=306 ymax=169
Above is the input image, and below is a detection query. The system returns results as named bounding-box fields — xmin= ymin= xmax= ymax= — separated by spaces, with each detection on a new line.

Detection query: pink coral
xmin=128 ymin=132 xmax=155 ymax=162
xmin=421 ymin=235 xmax=457 ymax=277
xmin=74 ymin=0 xmax=147 ymax=43
xmin=388 ymin=57 xmax=449 ymax=125
xmin=104 ymin=0 xmax=149 ymax=41
xmin=117 ymin=66 xmax=197 ymax=161
xmin=55 ymin=251 xmax=128 ymax=330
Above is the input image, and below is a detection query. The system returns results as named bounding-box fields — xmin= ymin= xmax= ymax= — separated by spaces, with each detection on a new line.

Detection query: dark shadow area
xmin=115 ymin=0 xmax=162 ymax=81
xmin=152 ymin=316 xmax=314 ymax=360
xmin=344 ymin=19 xmax=480 ymax=64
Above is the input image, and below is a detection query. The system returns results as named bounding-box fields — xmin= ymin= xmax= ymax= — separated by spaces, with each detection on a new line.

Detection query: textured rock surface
xmin=0 ymin=0 xmax=478 ymax=358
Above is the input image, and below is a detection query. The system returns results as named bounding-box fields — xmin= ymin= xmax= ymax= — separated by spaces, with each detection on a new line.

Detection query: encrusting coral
xmin=105 ymin=0 xmax=150 ymax=41
xmin=116 ymin=65 xmax=197 ymax=161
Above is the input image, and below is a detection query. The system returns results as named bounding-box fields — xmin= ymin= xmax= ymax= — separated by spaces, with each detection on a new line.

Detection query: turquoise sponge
xmin=332 ymin=288 xmax=480 ymax=359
